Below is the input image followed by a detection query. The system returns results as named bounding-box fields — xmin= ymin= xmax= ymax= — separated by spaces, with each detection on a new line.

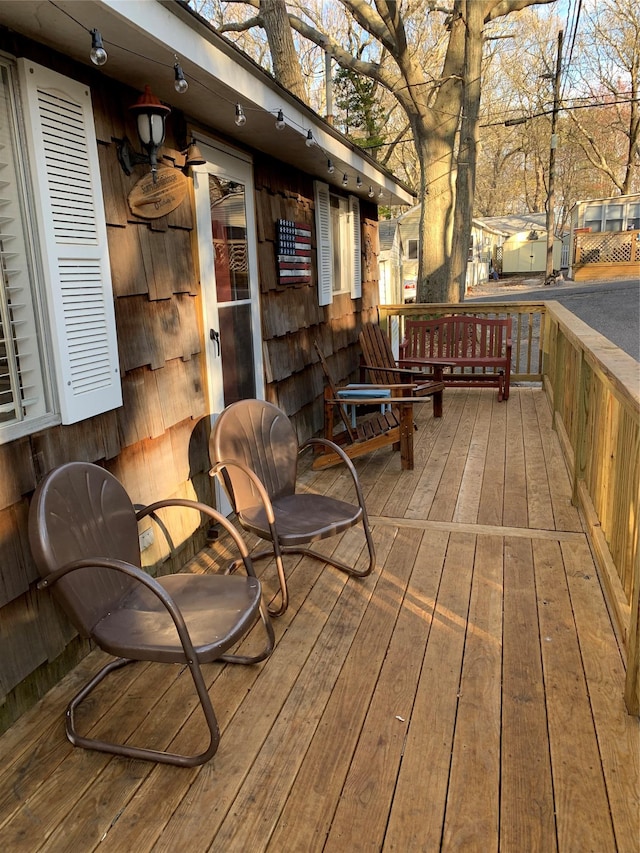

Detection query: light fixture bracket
xmin=117 ymin=136 xmax=151 ymax=176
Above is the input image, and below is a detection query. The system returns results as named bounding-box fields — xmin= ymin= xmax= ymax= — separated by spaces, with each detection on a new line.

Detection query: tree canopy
xmin=193 ymin=0 xmax=639 ymax=301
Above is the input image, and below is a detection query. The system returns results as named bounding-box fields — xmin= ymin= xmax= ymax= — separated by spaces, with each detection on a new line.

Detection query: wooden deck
xmin=1 ymin=388 xmax=638 ymax=852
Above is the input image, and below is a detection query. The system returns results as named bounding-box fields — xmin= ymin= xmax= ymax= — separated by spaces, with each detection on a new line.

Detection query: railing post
xmin=572 ymin=350 xmax=586 ymax=506
xmin=625 ymin=555 xmax=640 ymax=714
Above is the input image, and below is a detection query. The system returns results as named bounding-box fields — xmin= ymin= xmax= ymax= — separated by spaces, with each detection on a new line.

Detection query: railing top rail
xmin=379 ymin=302 xmax=548 ymax=314
xmin=545 ymin=301 xmax=640 ymax=414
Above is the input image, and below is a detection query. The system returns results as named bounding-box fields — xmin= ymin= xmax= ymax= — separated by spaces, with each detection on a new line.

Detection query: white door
xmin=193 ymin=143 xmax=264 ymax=417
xmin=193 ymin=143 xmax=264 ymax=514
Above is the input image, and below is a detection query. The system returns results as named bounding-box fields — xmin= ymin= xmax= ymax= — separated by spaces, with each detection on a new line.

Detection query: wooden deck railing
xmin=544 ymin=301 xmax=639 ymax=715
xmin=378 ymin=301 xmax=639 ymax=714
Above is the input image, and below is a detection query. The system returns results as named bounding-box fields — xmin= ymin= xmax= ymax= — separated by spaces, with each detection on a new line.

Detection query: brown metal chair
xmin=209 ymin=399 xmax=376 ymax=617
xmin=28 ymin=461 xmax=274 ymax=767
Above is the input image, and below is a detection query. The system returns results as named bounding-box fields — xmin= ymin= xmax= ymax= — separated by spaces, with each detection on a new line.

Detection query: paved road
xmin=466 ymin=277 xmax=639 ymax=362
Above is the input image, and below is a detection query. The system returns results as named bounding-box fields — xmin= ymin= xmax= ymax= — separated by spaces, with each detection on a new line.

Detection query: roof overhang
xmin=0 ymin=0 xmax=415 ymax=207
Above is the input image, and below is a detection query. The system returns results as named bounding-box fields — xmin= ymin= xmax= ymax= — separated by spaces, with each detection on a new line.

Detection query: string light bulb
xmin=89 ymin=29 xmax=107 ymax=66
xmin=305 ymin=129 xmax=314 ymax=147
xmin=173 ymin=61 xmax=188 ymax=94
xmin=327 ymin=159 xmax=335 ymax=174
xmin=275 ymin=109 xmax=286 ymax=130
xmin=235 ymin=104 xmax=246 ymax=127
xmin=342 ymin=173 xmax=348 ymax=186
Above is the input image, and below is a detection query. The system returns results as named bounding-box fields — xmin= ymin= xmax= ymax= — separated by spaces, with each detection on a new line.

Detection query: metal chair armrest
xmin=38 ymin=556 xmax=199 ymax=662
xmin=136 ymin=498 xmax=254 ymax=574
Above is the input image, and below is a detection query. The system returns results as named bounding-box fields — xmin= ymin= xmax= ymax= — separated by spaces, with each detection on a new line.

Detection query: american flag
xmin=277 ymin=219 xmax=312 ymax=284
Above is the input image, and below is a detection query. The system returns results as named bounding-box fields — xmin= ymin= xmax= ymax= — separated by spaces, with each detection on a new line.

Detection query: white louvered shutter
xmin=349 ymin=195 xmax=361 ymax=299
xmin=314 ymin=181 xmax=333 ymax=306
xmin=18 ymin=59 xmax=121 ymax=424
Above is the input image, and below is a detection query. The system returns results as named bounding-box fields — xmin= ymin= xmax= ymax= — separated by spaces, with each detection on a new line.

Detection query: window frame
xmin=314 ymin=180 xmax=361 ymax=305
xmin=0 ymin=56 xmax=58 ymax=441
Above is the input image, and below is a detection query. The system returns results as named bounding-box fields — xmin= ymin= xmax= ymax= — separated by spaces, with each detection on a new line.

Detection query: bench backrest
xmin=403 ymin=316 xmax=512 ymax=362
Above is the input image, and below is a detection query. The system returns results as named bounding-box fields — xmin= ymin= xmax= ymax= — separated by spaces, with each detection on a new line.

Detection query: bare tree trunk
xmin=417 ymin=129 xmax=456 ymax=303
xmin=260 ymin=0 xmax=306 ymax=101
xmin=416 ymin=2 xmax=465 ymax=303
xmin=451 ymin=0 xmax=483 ymax=301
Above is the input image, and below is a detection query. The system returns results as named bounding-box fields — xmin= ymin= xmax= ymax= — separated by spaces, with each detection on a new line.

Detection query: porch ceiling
xmin=0 ymin=0 xmax=415 ymax=207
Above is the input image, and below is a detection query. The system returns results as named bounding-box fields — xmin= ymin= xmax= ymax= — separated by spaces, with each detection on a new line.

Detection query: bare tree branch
xmin=486 ymin=0 xmax=556 ymax=23
xmin=337 ymin=0 xmax=396 ymax=53
xmin=218 ymin=14 xmax=262 ymax=33
xmin=567 ymin=111 xmax=625 ymax=192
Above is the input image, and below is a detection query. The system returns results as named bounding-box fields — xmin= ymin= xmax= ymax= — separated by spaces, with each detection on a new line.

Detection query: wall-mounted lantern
xmin=117 ymin=85 xmax=171 ymax=183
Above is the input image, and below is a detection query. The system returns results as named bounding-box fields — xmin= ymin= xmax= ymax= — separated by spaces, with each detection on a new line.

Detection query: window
xmin=0 ymin=62 xmax=50 ymax=432
xmin=0 ymin=57 xmax=120 ymax=443
xmin=604 ymin=204 xmax=623 ymax=232
xmin=627 ymin=203 xmax=640 ymax=230
xmin=331 ymin=194 xmax=352 ymax=293
xmin=314 ymin=181 xmax=361 ymax=306
xmin=406 ymin=238 xmax=418 ymax=260
xmin=584 ymin=204 xmax=602 ymax=233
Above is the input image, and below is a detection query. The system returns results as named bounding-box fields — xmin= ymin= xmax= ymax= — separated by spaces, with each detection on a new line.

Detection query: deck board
xmin=442 ymin=533 xmax=503 ymax=850
xmin=534 ymin=537 xmax=618 ymax=851
xmin=501 ymin=535 xmax=557 ymax=852
xmin=0 ymin=388 xmax=637 ymax=853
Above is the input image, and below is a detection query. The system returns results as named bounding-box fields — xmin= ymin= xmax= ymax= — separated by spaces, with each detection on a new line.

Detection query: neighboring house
xmin=568 ymin=193 xmax=640 ymax=280
xmin=377 ymin=220 xmax=402 ymax=304
xmin=387 ymin=205 xmax=505 ymax=299
xmin=0 ymin=0 xmax=413 ymax=732
xmin=481 ymin=212 xmax=563 ymax=277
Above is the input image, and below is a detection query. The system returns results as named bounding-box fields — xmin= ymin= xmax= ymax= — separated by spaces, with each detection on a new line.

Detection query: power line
xmin=561 ymin=0 xmax=583 ymax=103
xmin=482 ymin=93 xmax=639 ymax=128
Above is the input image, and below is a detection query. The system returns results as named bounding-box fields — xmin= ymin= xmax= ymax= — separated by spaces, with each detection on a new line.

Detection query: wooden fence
xmin=379 ymin=301 xmax=640 ymax=714
xmin=573 ymin=227 xmax=640 ymax=281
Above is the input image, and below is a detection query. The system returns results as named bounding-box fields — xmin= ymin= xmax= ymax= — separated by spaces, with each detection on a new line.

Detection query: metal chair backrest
xmin=211 ymin=399 xmax=299 ymax=514
xmin=28 ymin=462 xmax=140 ymax=637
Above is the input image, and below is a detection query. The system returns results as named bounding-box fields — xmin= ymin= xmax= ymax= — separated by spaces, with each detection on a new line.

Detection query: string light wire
xmin=46 ymin=0 xmax=390 ymax=201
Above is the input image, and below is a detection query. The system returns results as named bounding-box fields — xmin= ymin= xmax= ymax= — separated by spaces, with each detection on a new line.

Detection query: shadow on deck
xmin=0 ymin=388 xmax=638 ymax=852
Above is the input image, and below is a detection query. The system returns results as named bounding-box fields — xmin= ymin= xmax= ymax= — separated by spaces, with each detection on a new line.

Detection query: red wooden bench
xmin=400 ymin=315 xmax=512 ymax=401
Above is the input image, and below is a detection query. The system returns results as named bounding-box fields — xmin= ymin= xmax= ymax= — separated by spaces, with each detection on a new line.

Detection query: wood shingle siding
xmin=0 ymin=24 xmax=386 ymax=732
xmin=0 ymin=40 xmax=213 ymax=730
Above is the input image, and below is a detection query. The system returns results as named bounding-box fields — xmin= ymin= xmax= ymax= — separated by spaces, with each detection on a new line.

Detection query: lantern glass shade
xmin=137 ymin=112 xmax=166 ymax=147
xmin=129 ymin=86 xmax=170 ymax=150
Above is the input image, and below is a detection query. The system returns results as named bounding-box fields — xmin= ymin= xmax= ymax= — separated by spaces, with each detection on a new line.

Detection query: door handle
xmin=209 ymin=328 xmax=220 ymax=356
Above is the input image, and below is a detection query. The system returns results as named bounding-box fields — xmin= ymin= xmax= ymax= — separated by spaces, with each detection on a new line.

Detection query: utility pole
xmin=546 ymin=30 xmax=563 ymax=279
xmin=325 ymin=50 xmax=334 ymax=126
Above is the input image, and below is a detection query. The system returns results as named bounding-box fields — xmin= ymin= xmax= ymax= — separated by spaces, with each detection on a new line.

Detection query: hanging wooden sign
xmin=127 ymin=165 xmax=188 ymax=220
